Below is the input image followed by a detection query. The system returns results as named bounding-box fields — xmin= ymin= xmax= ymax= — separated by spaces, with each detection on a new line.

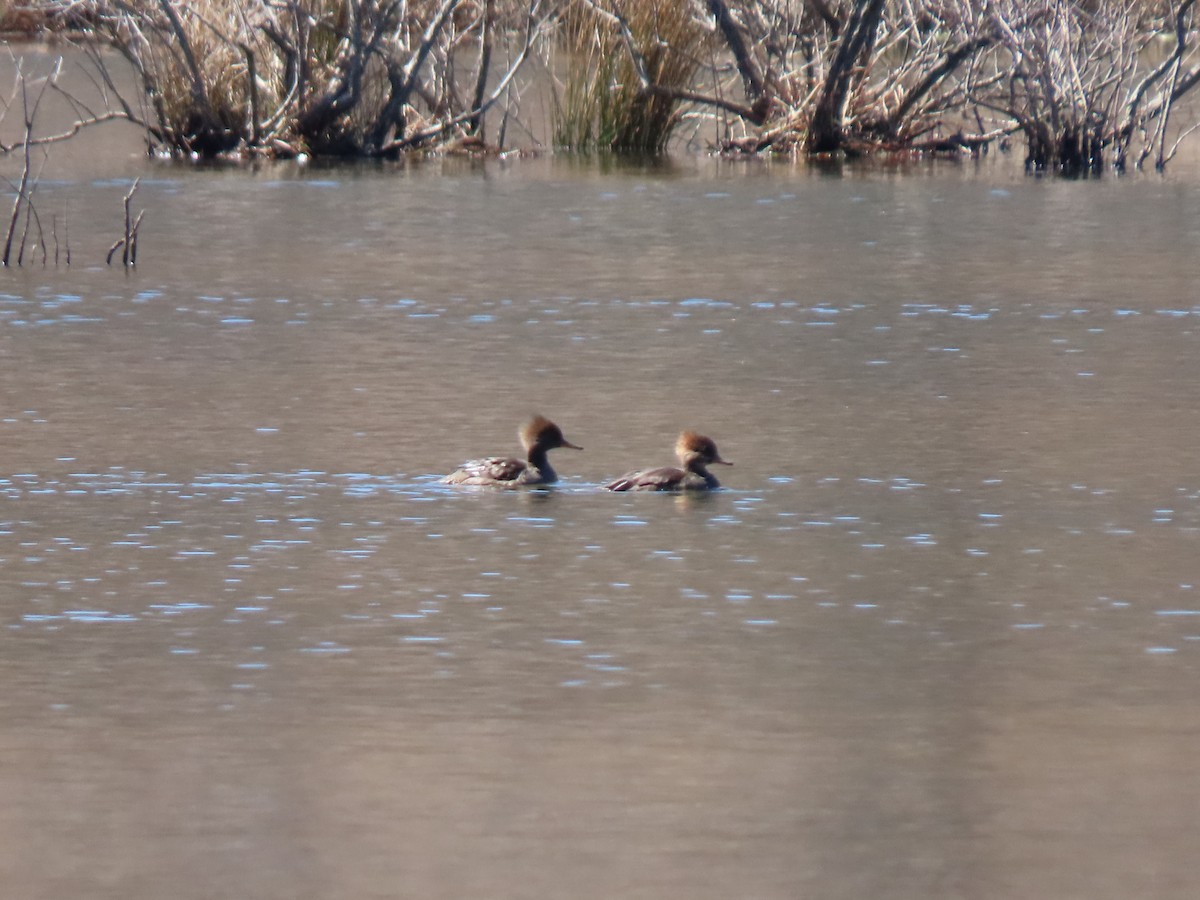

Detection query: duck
xmin=443 ymin=415 xmax=583 ymax=486
xmin=604 ymin=431 xmax=732 ymax=491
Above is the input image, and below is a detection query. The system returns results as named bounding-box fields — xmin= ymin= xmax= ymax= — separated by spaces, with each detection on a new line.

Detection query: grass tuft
xmin=553 ymin=0 xmax=704 ymax=154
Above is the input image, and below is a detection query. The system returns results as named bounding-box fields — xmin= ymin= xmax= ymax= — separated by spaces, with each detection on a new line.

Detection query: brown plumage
xmin=604 ymin=431 xmax=732 ymax=492
xmin=443 ymin=415 xmax=583 ymax=486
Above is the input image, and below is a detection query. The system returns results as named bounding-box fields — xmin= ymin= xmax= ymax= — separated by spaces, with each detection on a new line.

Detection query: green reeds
xmin=553 ymin=0 xmax=704 ymax=154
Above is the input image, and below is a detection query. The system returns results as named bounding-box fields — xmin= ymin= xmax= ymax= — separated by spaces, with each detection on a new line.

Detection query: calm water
xmin=3 ymin=106 xmax=1200 ymax=899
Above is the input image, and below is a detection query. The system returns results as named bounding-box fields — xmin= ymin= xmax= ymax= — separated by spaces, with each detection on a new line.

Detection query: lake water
xmin=2 ymin=66 xmax=1200 ymax=899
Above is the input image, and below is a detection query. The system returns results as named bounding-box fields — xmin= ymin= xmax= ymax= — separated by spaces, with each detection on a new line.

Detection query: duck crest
xmin=677 ymin=430 xmax=717 ymax=460
xmin=520 ymin=414 xmax=558 ymax=450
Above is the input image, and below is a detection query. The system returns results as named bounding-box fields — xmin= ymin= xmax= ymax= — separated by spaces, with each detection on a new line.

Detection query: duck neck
xmin=686 ymin=459 xmax=720 ymax=489
xmin=527 ymin=445 xmax=557 ymax=482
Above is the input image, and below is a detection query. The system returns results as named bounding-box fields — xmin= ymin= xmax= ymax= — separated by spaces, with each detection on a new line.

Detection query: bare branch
xmin=706 ymin=0 xmax=766 ymax=102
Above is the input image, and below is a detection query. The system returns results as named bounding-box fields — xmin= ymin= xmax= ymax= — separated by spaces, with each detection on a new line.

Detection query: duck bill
xmin=713 ymin=457 xmax=733 ymax=466
xmin=563 ymin=440 xmax=584 ymax=451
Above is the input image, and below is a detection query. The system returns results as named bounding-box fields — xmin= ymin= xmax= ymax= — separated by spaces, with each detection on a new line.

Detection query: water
xmin=2 ymin=120 xmax=1200 ymax=898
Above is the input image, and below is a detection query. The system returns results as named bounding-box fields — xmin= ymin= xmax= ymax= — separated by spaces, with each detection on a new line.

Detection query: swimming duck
xmin=443 ymin=415 xmax=582 ymax=486
xmin=604 ymin=431 xmax=732 ymax=491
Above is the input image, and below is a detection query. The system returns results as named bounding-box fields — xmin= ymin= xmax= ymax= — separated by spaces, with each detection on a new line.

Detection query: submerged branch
xmin=4 ymin=58 xmax=57 ymax=267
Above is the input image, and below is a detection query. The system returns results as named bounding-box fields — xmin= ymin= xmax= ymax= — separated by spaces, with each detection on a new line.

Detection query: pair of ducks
xmin=443 ymin=415 xmax=731 ymax=491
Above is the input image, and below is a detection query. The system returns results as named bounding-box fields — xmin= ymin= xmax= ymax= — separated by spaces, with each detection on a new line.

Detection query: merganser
xmin=443 ymin=415 xmax=582 ymax=486
xmin=604 ymin=431 xmax=731 ymax=491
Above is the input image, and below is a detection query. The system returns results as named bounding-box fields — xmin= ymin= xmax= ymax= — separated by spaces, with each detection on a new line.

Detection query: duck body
xmin=443 ymin=455 xmax=547 ymax=486
xmin=605 ymin=431 xmax=731 ymax=492
xmin=603 ymin=465 xmax=714 ymax=492
xmin=443 ymin=415 xmax=582 ymax=487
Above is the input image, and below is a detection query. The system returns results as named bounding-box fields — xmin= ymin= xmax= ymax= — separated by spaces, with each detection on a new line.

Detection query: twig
xmin=107 ymin=178 xmax=143 ymax=268
xmin=106 ymin=237 xmax=125 ymax=265
xmin=3 ymin=65 xmax=32 ymax=266
xmin=3 ymin=58 xmax=57 ymax=266
xmin=130 ymin=209 xmax=145 ymax=266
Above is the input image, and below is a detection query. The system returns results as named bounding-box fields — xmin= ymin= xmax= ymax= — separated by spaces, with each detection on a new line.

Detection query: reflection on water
xmin=2 ymin=149 xmax=1200 ymax=899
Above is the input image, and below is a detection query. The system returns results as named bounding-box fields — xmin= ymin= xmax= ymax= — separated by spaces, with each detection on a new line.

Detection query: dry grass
xmin=553 ymin=0 xmax=705 ymax=153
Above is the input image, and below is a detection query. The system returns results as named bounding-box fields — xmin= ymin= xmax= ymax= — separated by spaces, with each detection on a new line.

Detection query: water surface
xmin=2 ymin=135 xmax=1200 ymax=899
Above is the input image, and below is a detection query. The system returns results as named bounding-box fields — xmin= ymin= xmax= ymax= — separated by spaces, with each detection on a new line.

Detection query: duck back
xmin=443 ymin=456 xmax=531 ymax=486
xmin=604 ymin=466 xmax=687 ymax=492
